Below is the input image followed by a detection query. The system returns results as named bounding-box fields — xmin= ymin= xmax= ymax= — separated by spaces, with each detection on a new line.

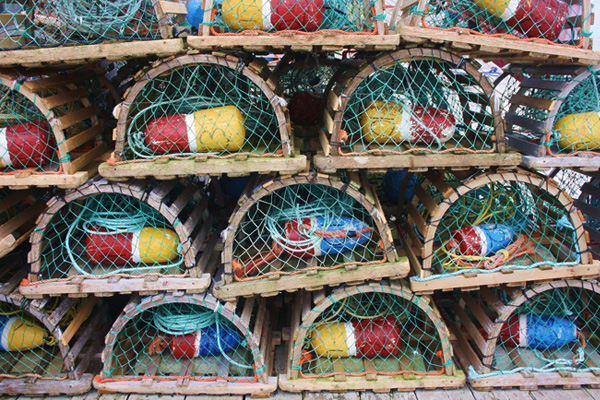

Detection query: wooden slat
xmin=509 ymin=94 xmax=555 ymax=110
xmin=158 ymin=0 xmax=188 ymax=14
xmin=56 ymin=106 xmax=98 ymax=130
xmin=40 ymin=88 xmax=87 ymax=110
xmin=63 ymin=124 xmax=103 ymax=153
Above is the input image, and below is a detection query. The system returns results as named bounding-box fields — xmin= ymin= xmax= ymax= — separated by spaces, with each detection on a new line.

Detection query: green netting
xmin=36 ymin=192 xmax=185 ymax=280
xmin=508 ymin=67 xmax=600 ymax=155
xmin=231 ymin=181 xmax=385 ymax=281
xmin=340 ymin=56 xmax=496 ymax=155
xmin=491 ymin=65 xmax=526 ymax=119
xmin=412 ymin=172 xmax=581 ymax=280
xmin=122 ymin=62 xmax=282 ymax=161
xmin=278 ymin=55 xmax=338 ymax=126
xmin=461 ymin=282 xmax=600 ymax=377
xmin=409 ymin=0 xmax=589 ymax=45
xmin=208 ymin=0 xmax=380 ymax=34
xmin=0 ymin=0 xmax=163 ymax=50
xmin=0 ymin=84 xmax=58 ymax=172
xmin=292 ymin=286 xmax=450 ymax=378
xmin=102 ymin=297 xmax=262 ymax=382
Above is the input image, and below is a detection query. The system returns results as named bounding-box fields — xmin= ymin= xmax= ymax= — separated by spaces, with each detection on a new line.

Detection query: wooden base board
xmin=469 ymin=370 xmax=600 ymax=391
xmin=278 ymin=370 xmax=466 ymax=393
xmin=410 ymin=261 xmax=600 ymax=294
xmin=397 ymin=26 xmax=600 ymax=65
xmin=0 ymin=39 xmax=186 ymax=68
xmin=19 ymin=274 xmax=212 ymax=298
xmin=314 ymin=152 xmax=522 ymax=173
xmin=213 ymin=258 xmax=410 ymax=301
xmin=99 ymin=155 xmax=307 ymax=179
xmin=0 ymin=169 xmax=95 ymax=190
xmin=0 ymin=373 xmax=94 ymax=396
xmin=93 ymin=376 xmax=278 ymax=395
xmin=187 ymin=34 xmax=399 ymax=52
xmin=521 ymin=155 xmax=600 ymax=171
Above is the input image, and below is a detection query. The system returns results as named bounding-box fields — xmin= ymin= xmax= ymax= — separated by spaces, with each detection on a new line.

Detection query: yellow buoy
xmin=222 ymin=0 xmax=270 ymax=31
xmin=554 ymin=111 xmax=600 ymax=151
xmin=0 ymin=315 xmax=48 ymax=352
xmin=133 ymin=227 xmax=181 ymax=264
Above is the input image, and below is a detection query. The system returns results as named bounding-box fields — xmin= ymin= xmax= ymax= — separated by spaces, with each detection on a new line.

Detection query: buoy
xmin=310 ymin=316 xmax=402 ymax=358
xmin=288 ymin=91 xmax=321 ymax=125
xmin=283 ymin=216 xmax=372 ymax=258
xmin=0 ymin=315 xmax=48 ymax=352
xmin=144 ymin=105 xmax=246 ymax=154
xmin=360 ymin=101 xmax=455 ymax=145
xmin=449 ymin=224 xmax=514 ymax=256
xmin=186 ymin=0 xmax=204 ymax=31
xmin=232 ymin=215 xmax=372 ymax=278
xmin=553 ymin=111 xmax=600 ymax=151
xmin=475 ymin=0 xmax=569 ymax=41
xmin=167 ymin=324 xmax=242 ymax=358
xmin=0 ymin=122 xmax=54 ymax=169
xmin=221 ymin=0 xmax=324 ymax=31
xmin=85 ymin=226 xmax=181 ymax=265
xmin=501 ymin=314 xmax=578 ymax=349
xmin=382 ymin=170 xmax=417 ymax=204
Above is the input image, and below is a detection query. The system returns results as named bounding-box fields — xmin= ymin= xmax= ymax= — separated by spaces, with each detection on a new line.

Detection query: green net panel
xmin=108 ymin=54 xmax=298 ymax=177
xmin=506 ymin=64 xmax=600 ymax=158
xmin=205 ymin=0 xmax=385 ymax=35
xmin=95 ymin=293 xmax=276 ymax=395
xmin=326 ymin=48 xmax=503 ymax=157
xmin=408 ymin=0 xmax=592 ymax=47
xmin=0 ymin=0 xmax=188 ymax=50
xmin=220 ymin=172 xmax=404 ymax=296
xmin=279 ymin=281 xmax=464 ymax=391
xmin=23 ymin=177 xmax=213 ymax=297
xmin=0 ymin=68 xmax=105 ymax=182
xmin=490 ymin=64 xmax=527 ymax=120
xmin=444 ymin=280 xmax=600 ymax=386
xmin=274 ymin=54 xmax=339 ymax=127
xmin=405 ymin=169 xmax=592 ymax=288
xmin=0 ymin=282 xmax=106 ymax=395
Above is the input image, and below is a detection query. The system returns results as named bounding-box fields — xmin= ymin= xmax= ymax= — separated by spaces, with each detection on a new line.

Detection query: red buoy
xmin=271 ymin=0 xmax=324 ymax=31
xmin=0 ymin=122 xmax=54 ymax=169
xmin=288 ymin=91 xmax=321 ymax=125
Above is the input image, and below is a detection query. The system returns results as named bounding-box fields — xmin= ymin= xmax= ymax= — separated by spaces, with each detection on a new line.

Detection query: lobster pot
xmin=94 ymin=292 xmax=277 ymax=395
xmin=507 ymin=63 xmax=600 ymax=168
xmin=404 ymin=169 xmax=597 ymax=294
xmin=316 ymin=48 xmax=513 ymax=173
xmin=279 ymin=281 xmax=465 ymax=392
xmin=101 ymin=54 xmax=305 ymax=180
xmin=0 ymin=258 xmax=107 ymax=395
xmin=214 ymin=172 xmax=409 ymax=301
xmin=203 ymin=0 xmax=384 ymax=35
xmin=0 ymin=0 xmax=187 ymax=50
xmin=274 ymin=54 xmax=339 ymax=128
xmin=21 ymin=177 xmax=214 ymax=298
xmin=446 ymin=280 xmax=600 ymax=390
xmin=0 ymin=68 xmax=106 ymax=188
xmin=408 ymin=0 xmax=591 ymax=48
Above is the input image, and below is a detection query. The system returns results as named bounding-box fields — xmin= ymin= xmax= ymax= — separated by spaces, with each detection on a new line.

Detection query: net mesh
xmin=0 ymin=0 xmax=164 ymax=50
xmin=231 ymin=180 xmax=386 ymax=281
xmin=102 ymin=297 xmax=263 ymax=383
xmin=339 ymin=55 xmax=496 ymax=155
xmin=35 ymin=191 xmax=187 ymax=281
xmin=508 ymin=67 xmax=600 ymax=156
xmin=120 ymin=62 xmax=283 ymax=162
xmin=410 ymin=0 xmax=590 ymax=46
xmin=411 ymin=172 xmax=581 ymax=279
xmin=291 ymin=285 xmax=450 ymax=378
xmin=208 ymin=0 xmax=380 ymax=35
xmin=450 ymin=282 xmax=600 ymax=377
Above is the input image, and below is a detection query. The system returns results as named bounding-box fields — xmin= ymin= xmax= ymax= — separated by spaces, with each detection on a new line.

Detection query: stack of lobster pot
xmin=0 ymin=0 xmax=597 ymax=395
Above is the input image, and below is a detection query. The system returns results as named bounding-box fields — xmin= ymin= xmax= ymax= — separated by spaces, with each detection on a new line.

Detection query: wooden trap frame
xmin=314 ymin=48 xmax=521 ymax=173
xmin=0 ymin=68 xmax=108 ymax=189
xmin=21 ymin=177 xmax=214 ymax=298
xmin=504 ymin=63 xmax=600 ymax=170
xmin=404 ymin=168 xmax=600 ymax=294
xmin=279 ymin=280 xmax=465 ymax=392
xmin=0 ymin=256 xmax=107 ymax=395
xmin=447 ymin=279 xmax=600 ymax=390
xmin=99 ymin=53 xmax=306 ymax=180
xmin=94 ymin=292 xmax=277 ymax=396
xmin=213 ymin=172 xmax=410 ymax=301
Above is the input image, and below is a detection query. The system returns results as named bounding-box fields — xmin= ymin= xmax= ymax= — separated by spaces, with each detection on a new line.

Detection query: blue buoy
xmin=382 ymin=170 xmax=417 ymax=204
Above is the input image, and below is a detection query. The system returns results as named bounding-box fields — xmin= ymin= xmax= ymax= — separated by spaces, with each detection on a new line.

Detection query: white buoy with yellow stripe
xmin=0 ymin=315 xmax=48 ymax=352
xmin=553 ymin=111 xmax=600 ymax=151
xmin=144 ymin=105 xmax=246 ymax=155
